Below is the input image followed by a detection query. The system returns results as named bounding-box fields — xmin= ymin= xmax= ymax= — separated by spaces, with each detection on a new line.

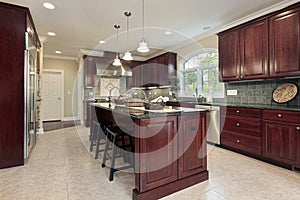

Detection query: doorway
xmin=42 ymin=70 xmax=64 ymax=121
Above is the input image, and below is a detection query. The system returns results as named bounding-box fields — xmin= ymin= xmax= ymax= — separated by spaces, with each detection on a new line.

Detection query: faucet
xmin=108 ymin=86 xmax=120 ymax=103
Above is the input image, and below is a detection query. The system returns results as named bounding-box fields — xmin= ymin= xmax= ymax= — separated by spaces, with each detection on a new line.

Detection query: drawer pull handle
xmin=236 ymin=140 xmax=240 ymax=143
xmin=236 ymin=123 xmax=240 ymax=127
xmin=296 ymin=127 xmax=300 ymax=131
xmin=236 ymin=110 xmax=240 ymax=113
xmin=277 ymin=114 xmax=282 ymax=118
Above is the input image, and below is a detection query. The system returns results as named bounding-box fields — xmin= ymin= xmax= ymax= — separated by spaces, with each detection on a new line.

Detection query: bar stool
xmin=89 ymin=120 xmax=112 ymax=159
xmin=101 ymin=126 xmax=134 ymax=181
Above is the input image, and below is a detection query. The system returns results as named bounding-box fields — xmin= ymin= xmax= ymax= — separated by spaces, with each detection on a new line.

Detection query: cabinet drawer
xmin=263 ymin=110 xmax=300 ymax=123
xmin=222 ymin=116 xmax=261 ymax=137
xmin=222 ymin=107 xmax=261 ymax=118
xmin=221 ymin=130 xmax=262 ymax=155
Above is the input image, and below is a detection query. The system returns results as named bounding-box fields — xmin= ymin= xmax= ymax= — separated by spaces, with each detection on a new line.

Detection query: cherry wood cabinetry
xmin=262 ymin=110 xmax=300 ymax=166
xmin=83 ymin=56 xmax=96 ymax=88
xmin=220 ymin=107 xmax=262 ymax=155
xmin=219 ymin=2 xmax=300 ymax=82
xmin=178 ymin=114 xmax=207 ymax=179
xmin=0 ymin=3 xmax=40 ymax=168
xmin=269 ymin=6 xmax=300 ymax=78
xmin=219 ymin=19 xmax=268 ymax=81
xmin=126 ymin=52 xmax=177 ymax=88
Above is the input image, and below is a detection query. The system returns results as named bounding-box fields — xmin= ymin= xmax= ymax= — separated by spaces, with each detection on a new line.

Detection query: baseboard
xmin=62 ymin=116 xmax=80 ymax=121
xmin=37 ymin=128 xmax=44 ymax=134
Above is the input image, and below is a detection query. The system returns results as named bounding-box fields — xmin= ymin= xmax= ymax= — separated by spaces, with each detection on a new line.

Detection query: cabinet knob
xmin=236 ymin=76 xmax=239 ymax=79
xmin=236 ymin=140 xmax=240 ymax=143
xmin=236 ymin=110 xmax=240 ymax=113
xmin=277 ymin=114 xmax=282 ymax=118
xmin=240 ymin=75 xmax=244 ymax=78
xmin=236 ymin=123 xmax=240 ymax=127
xmin=296 ymin=127 xmax=300 ymax=131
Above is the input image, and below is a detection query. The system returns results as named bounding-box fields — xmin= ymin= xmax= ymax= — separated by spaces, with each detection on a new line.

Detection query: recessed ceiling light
xmin=164 ymin=31 xmax=172 ymax=36
xmin=202 ymin=26 xmax=212 ymax=31
xmin=43 ymin=2 xmax=55 ymax=10
xmin=47 ymin=32 xmax=56 ymax=36
xmin=99 ymin=40 xmax=106 ymax=44
xmin=55 ymin=51 xmax=62 ymax=54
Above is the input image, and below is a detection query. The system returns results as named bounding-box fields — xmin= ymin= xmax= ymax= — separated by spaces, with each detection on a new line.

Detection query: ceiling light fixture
xmin=123 ymin=11 xmax=133 ymax=61
xmin=137 ymin=0 xmax=149 ymax=53
xmin=112 ymin=24 xmax=122 ymax=66
xmin=43 ymin=2 xmax=55 ymax=10
xmin=47 ymin=32 xmax=56 ymax=36
xmin=164 ymin=31 xmax=172 ymax=35
xmin=55 ymin=50 xmax=62 ymax=54
xmin=99 ymin=40 xmax=106 ymax=44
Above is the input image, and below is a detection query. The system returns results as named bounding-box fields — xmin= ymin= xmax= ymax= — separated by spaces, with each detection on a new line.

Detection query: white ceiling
xmin=2 ymin=0 xmax=298 ymax=59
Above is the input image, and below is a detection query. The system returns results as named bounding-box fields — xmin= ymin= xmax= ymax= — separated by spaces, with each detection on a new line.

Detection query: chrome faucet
xmin=108 ymin=86 xmax=120 ymax=102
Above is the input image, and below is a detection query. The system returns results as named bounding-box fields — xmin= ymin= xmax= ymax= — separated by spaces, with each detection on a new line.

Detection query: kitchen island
xmin=91 ymin=103 xmax=209 ymax=200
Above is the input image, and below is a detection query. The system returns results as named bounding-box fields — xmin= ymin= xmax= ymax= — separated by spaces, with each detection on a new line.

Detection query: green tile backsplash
xmin=219 ymin=78 xmax=300 ymax=107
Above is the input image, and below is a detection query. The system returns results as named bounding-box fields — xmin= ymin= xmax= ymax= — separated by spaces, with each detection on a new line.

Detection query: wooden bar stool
xmin=101 ymin=126 xmax=134 ymax=181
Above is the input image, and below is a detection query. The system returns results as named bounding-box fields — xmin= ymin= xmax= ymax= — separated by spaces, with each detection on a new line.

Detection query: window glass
xmin=180 ymin=50 xmax=224 ymax=98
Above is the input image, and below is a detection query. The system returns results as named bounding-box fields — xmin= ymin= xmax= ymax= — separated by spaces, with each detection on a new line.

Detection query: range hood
xmin=96 ymin=60 xmax=132 ymax=77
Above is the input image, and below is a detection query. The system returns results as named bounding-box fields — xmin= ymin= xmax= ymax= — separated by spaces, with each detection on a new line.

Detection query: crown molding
xmin=44 ymin=54 xmax=78 ymax=61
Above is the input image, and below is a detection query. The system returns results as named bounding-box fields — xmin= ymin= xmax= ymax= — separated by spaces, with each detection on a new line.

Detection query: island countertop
xmin=90 ymin=102 xmax=208 ymax=119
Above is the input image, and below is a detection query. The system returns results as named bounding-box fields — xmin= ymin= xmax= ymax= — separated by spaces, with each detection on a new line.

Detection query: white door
xmin=43 ymin=71 xmax=63 ymax=121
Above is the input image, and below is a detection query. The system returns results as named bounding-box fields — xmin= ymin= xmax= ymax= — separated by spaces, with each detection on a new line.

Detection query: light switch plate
xmin=227 ymin=90 xmax=238 ymax=96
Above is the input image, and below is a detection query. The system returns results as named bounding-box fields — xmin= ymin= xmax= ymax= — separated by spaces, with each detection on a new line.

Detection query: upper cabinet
xmin=126 ymin=52 xmax=177 ymax=88
xmin=269 ymin=6 xmax=300 ymax=78
xmin=218 ymin=2 xmax=300 ymax=82
xmin=219 ymin=19 xmax=269 ymax=81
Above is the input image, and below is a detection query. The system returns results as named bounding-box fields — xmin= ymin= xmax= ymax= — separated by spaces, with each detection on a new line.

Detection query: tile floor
xmin=0 ymin=126 xmax=300 ymax=200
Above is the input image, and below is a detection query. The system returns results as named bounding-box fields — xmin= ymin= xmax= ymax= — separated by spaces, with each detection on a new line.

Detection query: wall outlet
xmin=227 ymin=90 xmax=238 ymax=96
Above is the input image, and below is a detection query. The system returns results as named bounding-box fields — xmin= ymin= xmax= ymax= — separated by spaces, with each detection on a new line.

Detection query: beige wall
xmin=43 ymin=58 xmax=79 ymax=118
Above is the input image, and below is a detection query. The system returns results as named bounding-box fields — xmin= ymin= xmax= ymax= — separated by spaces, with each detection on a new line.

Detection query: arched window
xmin=180 ymin=49 xmax=224 ymax=98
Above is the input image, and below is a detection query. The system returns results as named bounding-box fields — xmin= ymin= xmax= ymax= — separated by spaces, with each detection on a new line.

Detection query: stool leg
xmin=109 ymin=135 xmax=118 ymax=181
xmin=101 ymin=134 xmax=110 ymax=168
xmin=89 ymin=123 xmax=96 ymax=152
xmin=95 ymin=125 xmax=103 ymax=159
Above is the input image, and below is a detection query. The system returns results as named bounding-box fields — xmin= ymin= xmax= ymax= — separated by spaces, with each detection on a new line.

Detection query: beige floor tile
xmin=1 ymin=126 xmax=300 ymax=200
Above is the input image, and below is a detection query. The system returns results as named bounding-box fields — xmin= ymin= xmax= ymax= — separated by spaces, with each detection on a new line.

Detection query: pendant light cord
xmin=142 ymin=0 xmax=145 ymax=38
xmin=126 ymin=15 xmax=129 ymax=52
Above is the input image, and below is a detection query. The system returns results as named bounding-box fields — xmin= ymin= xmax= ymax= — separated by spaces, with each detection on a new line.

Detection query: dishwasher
xmin=195 ymin=105 xmax=220 ymax=145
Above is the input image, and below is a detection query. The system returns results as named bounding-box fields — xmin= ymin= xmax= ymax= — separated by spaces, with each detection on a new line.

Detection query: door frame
xmin=42 ymin=69 xmax=64 ymax=121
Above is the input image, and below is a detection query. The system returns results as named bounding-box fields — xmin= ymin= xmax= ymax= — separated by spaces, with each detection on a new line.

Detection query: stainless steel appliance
xmin=24 ymin=32 xmax=38 ymax=159
xmin=195 ymin=105 xmax=220 ymax=145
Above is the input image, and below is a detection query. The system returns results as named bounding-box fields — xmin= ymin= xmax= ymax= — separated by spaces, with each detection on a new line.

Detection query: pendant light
xmin=137 ymin=0 xmax=150 ymax=53
xmin=113 ymin=24 xmax=122 ymax=66
xmin=123 ymin=11 xmax=133 ymax=60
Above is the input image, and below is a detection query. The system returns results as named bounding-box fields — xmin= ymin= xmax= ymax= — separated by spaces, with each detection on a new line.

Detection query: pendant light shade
xmin=123 ymin=11 xmax=133 ymax=60
xmin=113 ymin=24 xmax=122 ymax=66
xmin=137 ymin=0 xmax=150 ymax=53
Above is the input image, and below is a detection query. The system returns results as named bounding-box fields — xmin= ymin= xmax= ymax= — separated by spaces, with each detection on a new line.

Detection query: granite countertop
xmin=167 ymin=100 xmax=300 ymax=112
xmin=90 ymin=102 xmax=208 ymax=119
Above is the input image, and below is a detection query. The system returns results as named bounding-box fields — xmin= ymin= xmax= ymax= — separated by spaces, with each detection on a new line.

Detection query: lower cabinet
xmin=178 ymin=114 xmax=207 ymax=179
xmin=262 ymin=110 xmax=300 ymax=167
xmin=220 ymin=106 xmax=262 ymax=156
xmin=221 ymin=107 xmax=300 ymax=168
xmin=136 ymin=113 xmax=207 ymax=193
xmin=221 ymin=130 xmax=262 ymax=155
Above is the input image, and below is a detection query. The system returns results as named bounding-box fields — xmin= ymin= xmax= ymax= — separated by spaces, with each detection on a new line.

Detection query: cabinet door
xmin=269 ymin=7 xmax=300 ymax=78
xmin=178 ymin=113 xmax=207 ymax=179
xmin=240 ymin=19 xmax=268 ymax=80
xmin=137 ymin=117 xmax=178 ymax=192
xmin=263 ymin=121 xmax=299 ymax=165
xmin=84 ymin=57 xmax=96 ymax=88
xmin=218 ymin=29 xmax=240 ymax=81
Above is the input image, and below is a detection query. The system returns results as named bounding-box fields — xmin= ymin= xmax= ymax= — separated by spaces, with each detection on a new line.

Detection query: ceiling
xmin=2 ymin=0 xmax=298 ymax=59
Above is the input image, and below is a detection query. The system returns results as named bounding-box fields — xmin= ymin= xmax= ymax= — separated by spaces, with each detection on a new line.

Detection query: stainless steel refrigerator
xmin=24 ymin=32 xmax=38 ymax=159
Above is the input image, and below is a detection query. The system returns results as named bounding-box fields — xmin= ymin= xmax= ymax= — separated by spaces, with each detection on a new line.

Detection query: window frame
xmin=178 ymin=48 xmax=224 ymax=98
